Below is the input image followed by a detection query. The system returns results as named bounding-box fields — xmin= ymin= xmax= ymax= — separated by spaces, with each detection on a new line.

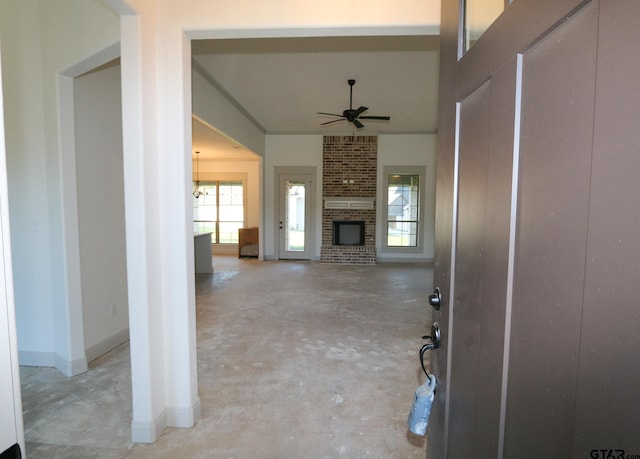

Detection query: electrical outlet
xmin=111 ymin=304 xmax=117 ymax=317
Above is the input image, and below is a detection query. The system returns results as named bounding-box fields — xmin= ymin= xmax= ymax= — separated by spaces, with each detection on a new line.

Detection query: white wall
xmin=156 ymin=0 xmax=439 ymax=35
xmin=0 ymin=38 xmax=25 ymax=457
xmin=377 ymin=133 xmax=437 ymax=261
xmin=0 ymin=0 xmax=120 ymax=374
xmin=74 ymin=61 xmax=129 ymax=362
xmin=264 ymin=134 xmax=323 ymax=259
xmin=0 ymin=0 xmax=55 ymax=365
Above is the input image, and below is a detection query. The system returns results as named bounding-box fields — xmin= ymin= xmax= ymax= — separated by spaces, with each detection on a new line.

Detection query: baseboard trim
xmin=377 ymin=257 xmax=434 ymax=264
xmin=19 ymin=350 xmax=88 ymax=376
xmin=263 ymin=255 xmax=321 ymax=262
xmin=131 ymin=409 xmax=167 ymax=443
xmin=131 ymin=397 xmax=201 ymax=443
xmin=85 ymin=329 xmax=130 ymax=363
xmin=55 ymin=353 xmax=88 ymax=377
xmin=167 ymin=397 xmax=201 ymax=428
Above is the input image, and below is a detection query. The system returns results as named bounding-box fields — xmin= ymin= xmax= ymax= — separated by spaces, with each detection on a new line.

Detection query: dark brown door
xmin=430 ymin=1 xmax=640 ymax=457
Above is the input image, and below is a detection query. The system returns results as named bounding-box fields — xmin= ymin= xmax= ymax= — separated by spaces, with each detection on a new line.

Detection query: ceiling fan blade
xmin=320 ymin=119 xmax=345 ymax=126
xmin=353 ymin=106 xmax=368 ymax=117
xmin=359 ymin=115 xmax=391 ymax=120
xmin=317 ymin=112 xmax=344 ymax=118
xmin=318 ymin=80 xmax=387 ymax=129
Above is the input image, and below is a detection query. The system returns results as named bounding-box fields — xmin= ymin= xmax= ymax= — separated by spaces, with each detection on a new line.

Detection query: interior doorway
xmin=73 ymin=59 xmax=129 ymax=363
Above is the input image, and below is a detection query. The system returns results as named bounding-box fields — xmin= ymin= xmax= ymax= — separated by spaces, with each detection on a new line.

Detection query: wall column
xmin=120 ymin=6 xmax=200 ymax=442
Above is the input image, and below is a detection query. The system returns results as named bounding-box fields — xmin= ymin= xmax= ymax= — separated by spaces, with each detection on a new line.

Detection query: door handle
xmin=419 ymin=322 xmax=441 ymax=378
xmin=422 ymin=322 xmax=441 ymax=349
xmin=428 ymin=287 xmax=441 ymax=311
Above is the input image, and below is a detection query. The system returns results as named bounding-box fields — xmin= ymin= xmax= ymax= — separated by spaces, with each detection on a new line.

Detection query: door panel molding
xmin=442 ymin=102 xmax=461 ymax=457
xmin=498 ymin=53 xmax=523 ymax=458
xmin=447 ymin=80 xmax=493 ymax=459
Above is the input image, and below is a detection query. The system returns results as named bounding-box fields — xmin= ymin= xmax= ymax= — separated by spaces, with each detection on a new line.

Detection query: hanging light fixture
xmin=193 ymin=151 xmax=204 ymax=198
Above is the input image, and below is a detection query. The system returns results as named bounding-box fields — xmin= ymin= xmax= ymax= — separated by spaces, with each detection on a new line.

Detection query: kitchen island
xmin=194 ymin=232 xmax=213 ymax=274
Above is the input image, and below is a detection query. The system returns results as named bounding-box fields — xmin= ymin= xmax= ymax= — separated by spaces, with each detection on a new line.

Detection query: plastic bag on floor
xmin=407 ymin=374 xmax=436 ymax=436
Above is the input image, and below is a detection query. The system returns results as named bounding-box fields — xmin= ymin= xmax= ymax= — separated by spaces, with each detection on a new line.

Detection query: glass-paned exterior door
xmin=278 ymin=173 xmax=313 ymax=260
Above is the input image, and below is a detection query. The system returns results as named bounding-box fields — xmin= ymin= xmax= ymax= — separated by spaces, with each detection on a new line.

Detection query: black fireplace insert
xmin=333 ymin=220 xmax=365 ymax=245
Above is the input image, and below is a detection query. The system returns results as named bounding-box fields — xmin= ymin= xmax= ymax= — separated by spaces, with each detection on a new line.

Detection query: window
xmin=193 ymin=181 xmax=244 ymax=244
xmin=383 ymin=166 xmax=425 ymax=252
xmin=462 ymin=0 xmax=508 ymax=54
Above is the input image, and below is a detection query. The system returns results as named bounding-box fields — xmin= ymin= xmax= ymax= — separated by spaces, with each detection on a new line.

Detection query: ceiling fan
xmin=318 ymin=79 xmax=391 ymax=129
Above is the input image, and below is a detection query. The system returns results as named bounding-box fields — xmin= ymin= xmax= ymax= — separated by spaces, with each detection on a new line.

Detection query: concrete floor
xmin=21 ymin=256 xmax=433 ymax=458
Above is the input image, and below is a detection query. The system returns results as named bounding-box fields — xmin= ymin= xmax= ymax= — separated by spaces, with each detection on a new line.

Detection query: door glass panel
xmin=285 ymin=180 xmax=305 ymax=251
xmin=463 ymin=0 xmax=505 ymax=53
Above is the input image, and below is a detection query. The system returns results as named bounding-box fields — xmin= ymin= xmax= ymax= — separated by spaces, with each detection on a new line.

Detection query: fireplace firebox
xmin=333 ymin=220 xmax=365 ymax=246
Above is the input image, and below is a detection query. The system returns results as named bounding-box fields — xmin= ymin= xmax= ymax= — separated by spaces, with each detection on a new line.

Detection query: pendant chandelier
xmin=193 ymin=151 xmax=204 ymax=198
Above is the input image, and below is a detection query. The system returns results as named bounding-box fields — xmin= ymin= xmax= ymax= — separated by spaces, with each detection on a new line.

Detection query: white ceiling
xmin=191 ymin=35 xmax=440 ymax=160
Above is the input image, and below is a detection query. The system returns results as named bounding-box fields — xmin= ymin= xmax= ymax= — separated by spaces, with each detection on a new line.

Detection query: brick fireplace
xmin=321 ymin=135 xmax=377 ymax=265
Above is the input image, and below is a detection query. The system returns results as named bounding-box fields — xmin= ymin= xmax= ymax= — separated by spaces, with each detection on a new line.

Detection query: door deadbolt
xmin=429 ymin=287 xmax=441 ymax=310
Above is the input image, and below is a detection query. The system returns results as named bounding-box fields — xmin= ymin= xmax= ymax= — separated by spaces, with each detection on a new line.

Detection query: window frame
xmin=192 ymin=173 xmax=247 ymax=245
xmin=381 ymin=166 xmax=426 ymax=254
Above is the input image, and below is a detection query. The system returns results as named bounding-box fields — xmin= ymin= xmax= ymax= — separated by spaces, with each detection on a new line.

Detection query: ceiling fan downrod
xmin=348 ymin=79 xmax=356 ymax=110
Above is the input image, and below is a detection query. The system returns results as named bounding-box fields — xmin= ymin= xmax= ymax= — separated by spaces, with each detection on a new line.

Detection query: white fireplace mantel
xmin=323 ymin=197 xmax=375 ymax=210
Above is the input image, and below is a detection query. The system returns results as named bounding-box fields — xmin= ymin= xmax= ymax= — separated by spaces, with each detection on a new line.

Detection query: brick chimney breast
xmin=321 ymin=136 xmax=377 ymax=265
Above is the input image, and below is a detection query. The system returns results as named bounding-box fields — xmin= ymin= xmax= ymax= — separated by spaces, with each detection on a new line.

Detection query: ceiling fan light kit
xmin=318 ymin=79 xmax=391 ymax=129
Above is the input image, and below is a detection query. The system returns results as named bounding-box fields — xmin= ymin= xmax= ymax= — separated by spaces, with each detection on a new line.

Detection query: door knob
xmin=428 ymin=287 xmax=441 ymax=310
